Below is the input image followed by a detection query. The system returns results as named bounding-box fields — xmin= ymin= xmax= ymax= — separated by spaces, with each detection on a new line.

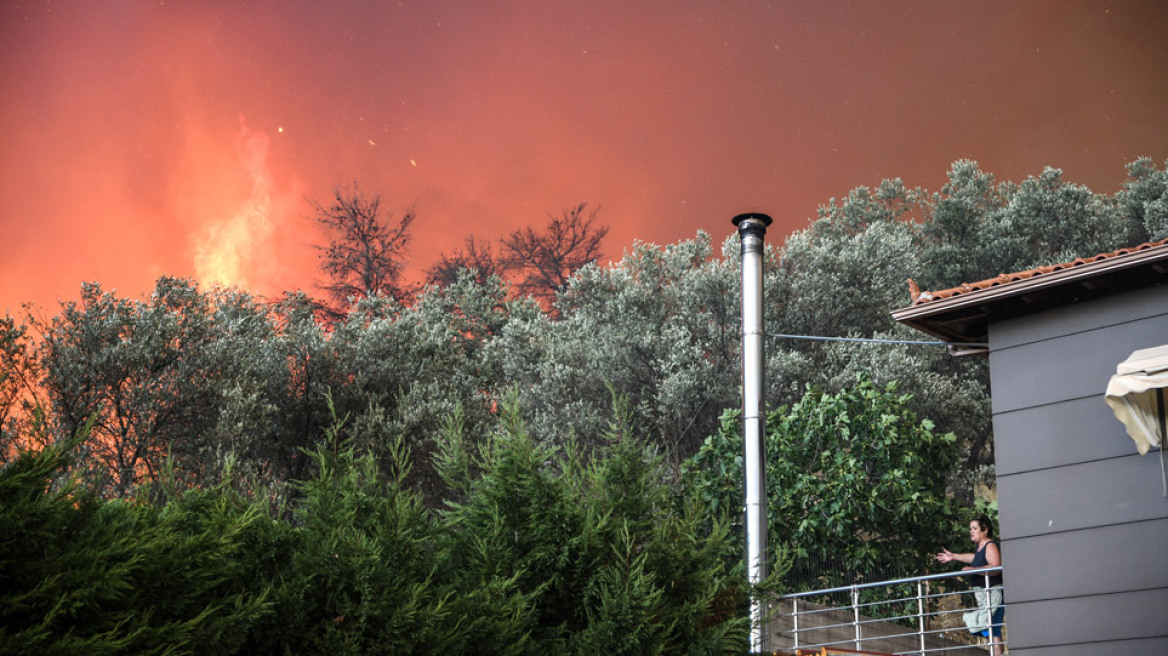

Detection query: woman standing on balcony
xmin=937 ymin=515 xmax=1004 ymax=656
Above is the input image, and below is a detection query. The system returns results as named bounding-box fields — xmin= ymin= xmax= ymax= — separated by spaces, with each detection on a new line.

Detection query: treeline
xmin=6 ymin=159 xmax=1165 ymax=497
xmin=0 ymin=158 xmax=1166 ymax=614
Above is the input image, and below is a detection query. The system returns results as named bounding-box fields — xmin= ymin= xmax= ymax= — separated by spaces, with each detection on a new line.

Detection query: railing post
xmin=985 ymin=570 xmax=992 ymax=645
xmin=983 ymin=570 xmax=1002 ymax=654
xmin=917 ymin=579 xmax=926 ymax=655
xmin=852 ymin=585 xmax=862 ymax=651
xmin=791 ymin=597 xmax=800 ymax=650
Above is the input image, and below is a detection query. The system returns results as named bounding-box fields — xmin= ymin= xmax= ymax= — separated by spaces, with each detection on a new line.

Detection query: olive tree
xmin=760 ymin=179 xmax=993 ymax=484
xmin=0 ymin=315 xmax=45 ymax=455
xmin=979 ymin=167 xmax=1134 ymax=273
xmin=1115 ymin=157 xmax=1168 ymax=241
xmin=919 ymin=161 xmax=1146 ymax=291
xmin=328 ymin=272 xmax=536 ymax=501
xmin=495 ymin=232 xmax=743 ymax=466
xmin=37 ymin=278 xmax=224 ymax=495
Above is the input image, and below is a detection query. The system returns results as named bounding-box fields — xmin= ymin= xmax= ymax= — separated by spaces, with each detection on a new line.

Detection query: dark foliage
xmin=312 ymin=184 xmax=416 ymax=315
xmin=685 ymin=376 xmax=963 ymax=593
xmin=1 ymin=400 xmax=748 ymax=655
xmin=499 ymin=203 xmax=609 ymax=311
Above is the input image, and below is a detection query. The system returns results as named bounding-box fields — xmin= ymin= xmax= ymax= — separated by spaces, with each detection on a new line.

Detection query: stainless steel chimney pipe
xmin=732 ymin=212 xmax=772 ymax=653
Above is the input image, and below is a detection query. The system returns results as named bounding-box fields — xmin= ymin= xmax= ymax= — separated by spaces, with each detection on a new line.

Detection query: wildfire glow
xmin=1 ymin=2 xmax=1166 ymax=316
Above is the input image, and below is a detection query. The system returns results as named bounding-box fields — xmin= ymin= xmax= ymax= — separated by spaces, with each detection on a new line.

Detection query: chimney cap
xmin=732 ymin=213 xmax=773 ymax=228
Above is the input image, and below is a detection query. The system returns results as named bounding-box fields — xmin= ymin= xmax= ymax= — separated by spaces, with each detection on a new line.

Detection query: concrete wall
xmin=988 ymin=284 xmax=1168 ymax=654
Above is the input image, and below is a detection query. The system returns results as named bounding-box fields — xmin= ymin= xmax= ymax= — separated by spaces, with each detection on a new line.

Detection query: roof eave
xmin=892 ymin=244 xmax=1168 ymax=344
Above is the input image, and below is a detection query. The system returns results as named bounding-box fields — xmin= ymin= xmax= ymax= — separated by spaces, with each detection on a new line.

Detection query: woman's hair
xmin=974 ymin=514 xmax=995 ymax=538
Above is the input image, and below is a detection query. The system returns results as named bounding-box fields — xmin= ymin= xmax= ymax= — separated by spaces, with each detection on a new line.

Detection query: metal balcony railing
xmin=774 ymin=567 xmax=1005 ymax=655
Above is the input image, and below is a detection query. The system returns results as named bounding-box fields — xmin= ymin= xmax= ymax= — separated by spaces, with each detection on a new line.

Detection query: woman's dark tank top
xmin=970 ymin=540 xmax=1003 ymax=587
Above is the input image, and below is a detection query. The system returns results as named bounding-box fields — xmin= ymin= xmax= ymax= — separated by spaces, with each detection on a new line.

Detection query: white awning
xmin=1105 ymin=344 xmax=1168 ymax=496
xmin=1106 ymin=344 xmax=1168 ymax=454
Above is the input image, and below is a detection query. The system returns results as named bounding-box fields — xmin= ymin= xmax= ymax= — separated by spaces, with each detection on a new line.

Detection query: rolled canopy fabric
xmin=1105 ymin=344 xmax=1168 ymax=455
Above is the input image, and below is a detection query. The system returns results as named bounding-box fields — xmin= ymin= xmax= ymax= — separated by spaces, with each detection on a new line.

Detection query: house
xmin=892 ymin=239 xmax=1168 ymax=655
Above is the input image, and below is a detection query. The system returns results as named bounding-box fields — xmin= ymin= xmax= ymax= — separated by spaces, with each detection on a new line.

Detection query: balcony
xmin=772 ymin=567 xmax=1005 ymax=655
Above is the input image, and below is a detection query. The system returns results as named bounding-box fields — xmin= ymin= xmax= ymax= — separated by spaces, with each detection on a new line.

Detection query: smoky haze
xmin=3 ymin=0 xmax=1168 ymax=314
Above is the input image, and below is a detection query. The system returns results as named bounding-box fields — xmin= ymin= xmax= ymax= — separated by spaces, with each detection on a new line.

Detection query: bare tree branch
xmin=426 ymin=235 xmax=503 ymax=288
xmin=312 ymin=184 xmax=415 ymax=315
xmin=499 ymin=203 xmax=608 ymax=311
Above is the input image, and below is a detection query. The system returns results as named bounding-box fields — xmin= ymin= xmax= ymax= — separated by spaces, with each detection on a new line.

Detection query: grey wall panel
xmin=1004 ymin=588 xmax=1168 ymax=650
xmin=993 ymin=396 xmax=1137 ymax=475
xmin=980 ymin=284 xmax=1168 ymax=651
xmin=988 ymin=313 xmax=1168 ymax=414
xmin=998 ymin=518 xmax=1168 ymax=602
xmin=1009 ymin=636 xmax=1168 ymax=656
xmin=990 ymin=285 xmax=1168 ymax=349
xmin=996 ymin=454 xmax=1168 ymax=540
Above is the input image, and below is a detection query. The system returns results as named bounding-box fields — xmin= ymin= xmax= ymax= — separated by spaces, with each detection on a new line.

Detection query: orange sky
xmin=3 ymin=0 xmax=1168 ymax=316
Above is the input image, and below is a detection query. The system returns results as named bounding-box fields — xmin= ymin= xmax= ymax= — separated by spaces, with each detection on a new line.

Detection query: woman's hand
xmin=935 ymin=548 xmax=954 ymax=563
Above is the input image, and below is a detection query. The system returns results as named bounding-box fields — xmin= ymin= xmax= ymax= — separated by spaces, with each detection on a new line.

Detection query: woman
xmin=936 ymin=515 xmax=1004 ymax=655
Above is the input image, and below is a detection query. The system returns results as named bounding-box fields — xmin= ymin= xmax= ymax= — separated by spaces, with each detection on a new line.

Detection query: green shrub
xmin=685 ymin=375 xmax=963 ymax=594
xmin=252 ymin=412 xmax=466 ymax=655
xmin=0 ymin=428 xmax=272 ymax=656
xmin=438 ymin=399 xmax=748 ymax=655
xmin=2 ymin=399 xmax=748 ymax=655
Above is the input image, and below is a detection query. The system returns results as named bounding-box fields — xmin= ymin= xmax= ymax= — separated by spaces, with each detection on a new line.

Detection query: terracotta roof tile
xmin=907 ymin=237 xmax=1168 ymax=307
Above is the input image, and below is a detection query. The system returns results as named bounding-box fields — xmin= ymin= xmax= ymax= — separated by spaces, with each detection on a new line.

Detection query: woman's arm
xmin=935 ymin=548 xmax=974 ymax=565
xmin=947 ymin=543 xmax=1001 ymax=571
